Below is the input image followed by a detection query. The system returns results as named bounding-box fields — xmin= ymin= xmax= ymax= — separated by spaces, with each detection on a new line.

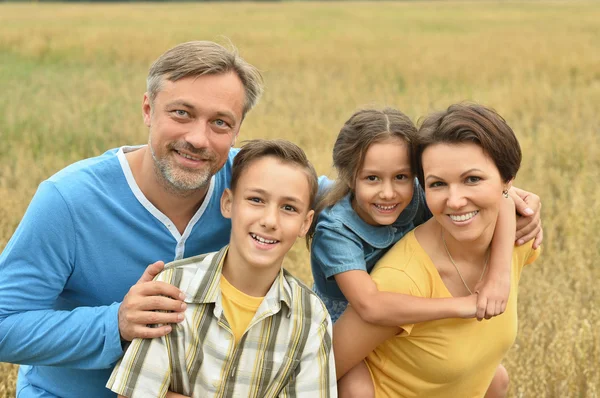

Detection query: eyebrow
xmin=246 ymin=188 xmax=305 ymax=204
xmin=425 ymin=168 xmax=485 ymax=182
xmin=361 ymin=166 xmax=412 ymax=174
xmin=165 ymin=101 xmax=238 ymax=124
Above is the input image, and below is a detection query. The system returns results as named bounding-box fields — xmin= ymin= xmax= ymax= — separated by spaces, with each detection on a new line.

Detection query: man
xmin=0 ymin=41 xmax=263 ymax=398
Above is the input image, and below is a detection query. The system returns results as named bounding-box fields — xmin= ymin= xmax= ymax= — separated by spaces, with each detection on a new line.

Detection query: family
xmin=0 ymin=41 xmax=542 ymax=398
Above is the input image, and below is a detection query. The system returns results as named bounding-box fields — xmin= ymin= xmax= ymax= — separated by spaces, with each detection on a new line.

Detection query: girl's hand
xmin=473 ymin=273 xmax=511 ymax=321
xmin=509 ymin=187 xmax=543 ymax=248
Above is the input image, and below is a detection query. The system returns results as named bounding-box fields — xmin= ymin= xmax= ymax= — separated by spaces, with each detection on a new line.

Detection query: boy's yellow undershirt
xmin=220 ymin=275 xmax=264 ymax=343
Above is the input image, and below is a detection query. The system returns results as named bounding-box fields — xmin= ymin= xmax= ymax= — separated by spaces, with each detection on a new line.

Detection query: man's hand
xmin=473 ymin=273 xmax=510 ymax=321
xmin=118 ymin=261 xmax=187 ymax=342
xmin=509 ymin=186 xmax=543 ymax=248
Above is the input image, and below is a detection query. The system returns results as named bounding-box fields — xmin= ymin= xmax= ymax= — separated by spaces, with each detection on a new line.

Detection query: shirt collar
xmin=333 ymin=178 xmax=421 ymax=248
xmin=185 ymin=245 xmax=292 ymax=309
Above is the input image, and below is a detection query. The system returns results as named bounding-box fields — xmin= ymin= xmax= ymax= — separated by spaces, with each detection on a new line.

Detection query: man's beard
xmin=150 ymin=137 xmax=217 ymax=195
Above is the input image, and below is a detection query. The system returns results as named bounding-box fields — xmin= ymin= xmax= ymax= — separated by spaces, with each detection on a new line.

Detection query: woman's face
xmin=422 ymin=142 xmax=510 ymax=245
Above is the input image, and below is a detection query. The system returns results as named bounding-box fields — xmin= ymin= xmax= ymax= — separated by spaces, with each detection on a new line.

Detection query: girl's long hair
xmin=306 ymin=108 xmax=417 ymax=247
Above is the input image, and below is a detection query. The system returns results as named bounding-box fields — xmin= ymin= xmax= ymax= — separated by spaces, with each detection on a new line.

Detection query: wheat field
xmin=1 ymin=2 xmax=599 ymax=397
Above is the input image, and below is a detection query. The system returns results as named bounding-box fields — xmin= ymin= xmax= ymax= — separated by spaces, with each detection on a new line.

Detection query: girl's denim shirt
xmin=311 ymin=179 xmax=431 ymax=301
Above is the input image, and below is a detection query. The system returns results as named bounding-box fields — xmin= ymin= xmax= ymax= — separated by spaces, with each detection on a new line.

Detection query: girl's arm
xmin=333 ymin=306 xmax=400 ymax=379
xmin=335 ymin=271 xmax=477 ymax=326
xmin=474 ymin=194 xmax=515 ymax=321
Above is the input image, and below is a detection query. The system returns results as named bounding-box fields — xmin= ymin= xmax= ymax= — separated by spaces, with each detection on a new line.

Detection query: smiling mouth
xmin=175 ymin=150 xmax=203 ymax=162
xmin=250 ymin=233 xmax=279 ymax=245
xmin=374 ymin=204 xmax=399 ymax=212
xmin=448 ymin=210 xmax=479 ymax=222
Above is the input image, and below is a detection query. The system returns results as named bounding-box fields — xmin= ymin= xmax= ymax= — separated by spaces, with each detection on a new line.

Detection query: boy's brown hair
xmin=231 ymin=139 xmax=319 ymax=209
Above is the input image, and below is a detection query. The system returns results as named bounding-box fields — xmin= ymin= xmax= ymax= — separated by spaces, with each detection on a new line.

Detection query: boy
xmin=107 ymin=139 xmax=337 ymax=398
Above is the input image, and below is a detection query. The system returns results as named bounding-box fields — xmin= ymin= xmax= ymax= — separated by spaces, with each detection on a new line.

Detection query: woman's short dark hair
xmin=416 ymin=103 xmax=522 ymax=185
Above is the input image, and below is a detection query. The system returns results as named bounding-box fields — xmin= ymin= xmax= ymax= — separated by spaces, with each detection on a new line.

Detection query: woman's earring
xmin=502 ymin=189 xmax=509 ymax=198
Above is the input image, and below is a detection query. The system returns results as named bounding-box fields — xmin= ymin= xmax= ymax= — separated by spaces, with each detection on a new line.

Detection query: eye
xmin=213 ymin=119 xmax=231 ymax=129
xmin=465 ymin=176 xmax=482 ymax=184
xmin=172 ymin=109 xmax=189 ymax=118
xmin=247 ymin=197 xmax=263 ymax=204
xmin=282 ymin=204 xmax=297 ymax=213
xmin=366 ymin=175 xmax=379 ymax=182
xmin=395 ymin=174 xmax=409 ymax=181
xmin=428 ymin=181 xmax=445 ymax=188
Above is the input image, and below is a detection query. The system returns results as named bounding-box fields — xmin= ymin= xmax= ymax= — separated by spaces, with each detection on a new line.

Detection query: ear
xmin=298 ymin=210 xmax=315 ymax=238
xmin=142 ymin=93 xmax=152 ymax=127
xmin=504 ymin=178 xmax=514 ymax=193
xmin=221 ymin=189 xmax=234 ymax=219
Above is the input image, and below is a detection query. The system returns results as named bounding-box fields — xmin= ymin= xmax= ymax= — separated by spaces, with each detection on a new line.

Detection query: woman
xmin=332 ymin=103 xmax=541 ymax=398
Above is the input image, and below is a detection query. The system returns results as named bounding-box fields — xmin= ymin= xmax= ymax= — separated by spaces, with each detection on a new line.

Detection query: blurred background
xmin=1 ymin=2 xmax=599 ymax=396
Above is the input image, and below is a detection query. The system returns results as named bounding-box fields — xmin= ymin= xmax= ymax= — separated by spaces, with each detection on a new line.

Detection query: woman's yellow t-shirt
xmin=365 ymin=230 xmax=540 ymax=398
xmin=220 ymin=275 xmax=264 ymax=343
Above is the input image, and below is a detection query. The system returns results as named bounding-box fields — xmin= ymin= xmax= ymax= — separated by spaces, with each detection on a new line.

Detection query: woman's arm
xmin=333 ymin=306 xmax=400 ymax=379
xmin=334 ymin=270 xmax=477 ymax=326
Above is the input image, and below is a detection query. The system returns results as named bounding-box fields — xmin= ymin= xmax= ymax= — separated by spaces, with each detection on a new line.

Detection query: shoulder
xmin=513 ymin=240 xmax=541 ymax=268
xmin=282 ymin=270 xmax=330 ymax=322
xmin=370 ymin=231 xmax=432 ymax=297
xmin=159 ymin=250 xmax=222 ymax=291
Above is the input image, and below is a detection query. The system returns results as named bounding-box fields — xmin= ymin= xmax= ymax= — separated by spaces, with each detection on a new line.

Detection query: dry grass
xmin=1 ymin=2 xmax=599 ymax=397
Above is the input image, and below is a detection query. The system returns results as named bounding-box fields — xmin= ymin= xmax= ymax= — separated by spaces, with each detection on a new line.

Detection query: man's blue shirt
xmin=0 ymin=146 xmax=237 ymax=397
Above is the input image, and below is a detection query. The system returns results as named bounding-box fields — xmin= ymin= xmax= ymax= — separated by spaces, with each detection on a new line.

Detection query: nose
xmin=185 ymin=120 xmax=210 ymax=149
xmin=379 ymin=180 xmax=396 ymax=200
xmin=260 ymin=205 xmax=279 ymax=230
xmin=446 ymin=185 xmax=467 ymax=209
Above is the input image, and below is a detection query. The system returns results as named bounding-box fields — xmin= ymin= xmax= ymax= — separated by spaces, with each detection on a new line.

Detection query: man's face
xmin=143 ymin=72 xmax=245 ymax=193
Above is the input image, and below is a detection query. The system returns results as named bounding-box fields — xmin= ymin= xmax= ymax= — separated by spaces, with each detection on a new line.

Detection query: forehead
xmin=157 ymin=72 xmax=245 ymax=119
xmin=422 ymin=142 xmax=498 ymax=174
xmin=360 ymin=138 xmax=411 ymax=171
xmin=235 ymin=157 xmax=311 ymax=200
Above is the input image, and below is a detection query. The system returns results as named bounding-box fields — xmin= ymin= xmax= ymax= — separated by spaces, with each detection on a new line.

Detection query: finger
xmin=128 ymin=310 xmax=185 ymax=326
xmin=500 ymin=300 xmax=507 ymax=314
xmin=515 ymin=211 xmax=540 ymax=242
xmin=533 ymin=226 xmax=544 ymax=249
xmin=137 ymin=261 xmax=166 ymax=284
xmin=484 ymin=300 xmax=495 ymax=320
xmin=138 ymin=295 xmax=187 ymax=312
xmin=137 ymin=281 xmax=186 ymax=301
xmin=516 ymin=221 xmax=541 ymax=246
xmin=476 ymin=295 xmax=487 ymax=321
xmin=510 ymin=190 xmax=534 ymax=217
xmin=130 ymin=324 xmax=174 ymax=340
xmin=495 ymin=300 xmax=503 ymax=317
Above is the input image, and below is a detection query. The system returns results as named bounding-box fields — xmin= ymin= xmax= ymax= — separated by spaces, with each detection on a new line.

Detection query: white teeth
xmin=251 ymin=233 xmax=278 ymax=244
xmin=177 ymin=151 xmax=200 ymax=161
xmin=375 ymin=204 xmax=397 ymax=211
xmin=449 ymin=211 xmax=478 ymax=222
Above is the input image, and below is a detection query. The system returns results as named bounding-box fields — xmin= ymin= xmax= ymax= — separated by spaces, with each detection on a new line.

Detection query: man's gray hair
xmin=147 ymin=41 xmax=264 ymax=117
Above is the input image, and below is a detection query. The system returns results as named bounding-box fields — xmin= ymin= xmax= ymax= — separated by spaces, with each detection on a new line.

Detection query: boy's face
xmin=221 ymin=156 xmax=314 ymax=272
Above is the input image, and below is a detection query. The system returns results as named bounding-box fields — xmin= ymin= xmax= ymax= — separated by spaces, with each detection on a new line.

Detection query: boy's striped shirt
xmin=107 ymin=246 xmax=336 ymax=398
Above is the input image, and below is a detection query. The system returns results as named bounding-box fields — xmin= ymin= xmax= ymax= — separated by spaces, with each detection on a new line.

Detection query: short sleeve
xmin=370 ymin=266 xmax=425 ymax=335
xmin=106 ymin=336 xmax=171 ymax=398
xmin=311 ymin=225 xmax=367 ymax=279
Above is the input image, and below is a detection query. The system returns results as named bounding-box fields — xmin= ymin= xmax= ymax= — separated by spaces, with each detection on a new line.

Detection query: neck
xmin=126 ymin=147 xmax=208 ymax=233
xmin=221 ymin=245 xmax=281 ymax=297
xmin=439 ymin=221 xmax=494 ymax=265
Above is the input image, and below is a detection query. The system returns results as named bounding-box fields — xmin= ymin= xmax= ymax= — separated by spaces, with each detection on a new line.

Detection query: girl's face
xmin=352 ymin=137 xmax=414 ymax=226
xmin=422 ymin=142 xmax=510 ymax=245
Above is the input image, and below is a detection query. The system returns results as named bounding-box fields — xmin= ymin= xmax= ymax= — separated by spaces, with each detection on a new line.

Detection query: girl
xmin=331 ymin=103 xmax=540 ymax=397
xmin=309 ymin=108 xmax=541 ymax=397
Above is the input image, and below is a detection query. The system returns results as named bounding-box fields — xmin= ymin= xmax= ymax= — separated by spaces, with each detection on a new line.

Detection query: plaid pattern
xmin=107 ymin=246 xmax=336 ymax=398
